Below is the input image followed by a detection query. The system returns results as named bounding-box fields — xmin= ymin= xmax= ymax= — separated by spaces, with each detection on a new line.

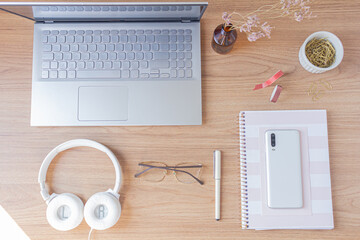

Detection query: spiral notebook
xmin=239 ymin=110 xmax=334 ymax=230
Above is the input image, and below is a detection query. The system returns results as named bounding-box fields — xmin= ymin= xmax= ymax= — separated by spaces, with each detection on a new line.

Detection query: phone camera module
xmin=271 ymin=133 xmax=276 ymax=147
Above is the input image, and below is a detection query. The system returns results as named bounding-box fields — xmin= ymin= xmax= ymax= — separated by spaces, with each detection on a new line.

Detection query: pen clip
xmin=213 ymin=151 xmax=215 ymax=179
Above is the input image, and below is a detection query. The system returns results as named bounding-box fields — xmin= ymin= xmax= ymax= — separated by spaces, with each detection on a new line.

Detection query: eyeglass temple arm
xmin=134 ymin=166 xmax=155 ymax=178
xmin=169 ymin=168 xmax=204 ymax=185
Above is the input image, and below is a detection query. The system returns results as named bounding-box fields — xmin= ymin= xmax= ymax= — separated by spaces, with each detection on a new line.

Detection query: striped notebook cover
xmin=239 ymin=110 xmax=334 ymax=230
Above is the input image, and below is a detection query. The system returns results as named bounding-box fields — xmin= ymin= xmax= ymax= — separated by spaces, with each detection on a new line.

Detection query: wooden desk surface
xmin=1 ymin=0 xmax=360 ymax=239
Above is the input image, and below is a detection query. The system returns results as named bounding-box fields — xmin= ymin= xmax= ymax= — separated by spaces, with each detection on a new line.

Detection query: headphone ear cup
xmin=84 ymin=192 xmax=121 ymax=230
xmin=46 ymin=193 xmax=84 ymax=231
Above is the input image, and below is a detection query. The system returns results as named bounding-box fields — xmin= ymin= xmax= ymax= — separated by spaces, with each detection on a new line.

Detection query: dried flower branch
xmin=222 ymin=0 xmax=316 ymax=42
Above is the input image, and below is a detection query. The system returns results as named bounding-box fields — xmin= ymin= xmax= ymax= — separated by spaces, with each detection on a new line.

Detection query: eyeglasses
xmin=134 ymin=161 xmax=203 ymax=185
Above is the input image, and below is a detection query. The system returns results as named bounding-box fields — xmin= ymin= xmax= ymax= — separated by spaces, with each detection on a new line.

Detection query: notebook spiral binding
xmin=239 ymin=111 xmax=249 ymax=229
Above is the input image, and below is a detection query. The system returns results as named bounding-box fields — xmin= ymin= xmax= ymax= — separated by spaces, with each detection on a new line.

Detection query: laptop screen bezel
xmin=0 ymin=2 xmax=208 ymax=22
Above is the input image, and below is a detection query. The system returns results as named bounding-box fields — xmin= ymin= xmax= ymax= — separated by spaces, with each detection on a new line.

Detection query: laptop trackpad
xmin=78 ymin=86 xmax=128 ymax=121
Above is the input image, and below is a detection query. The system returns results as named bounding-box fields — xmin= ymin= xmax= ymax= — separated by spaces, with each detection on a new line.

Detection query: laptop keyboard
xmin=40 ymin=29 xmax=193 ymax=80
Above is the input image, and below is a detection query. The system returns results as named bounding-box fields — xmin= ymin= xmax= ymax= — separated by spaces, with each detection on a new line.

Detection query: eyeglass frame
xmin=134 ymin=162 xmax=204 ymax=185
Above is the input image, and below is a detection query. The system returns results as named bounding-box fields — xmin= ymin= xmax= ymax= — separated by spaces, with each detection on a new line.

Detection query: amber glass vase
xmin=211 ymin=23 xmax=237 ymax=54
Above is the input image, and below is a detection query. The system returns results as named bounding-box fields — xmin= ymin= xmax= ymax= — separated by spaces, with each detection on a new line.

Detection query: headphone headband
xmin=38 ymin=139 xmax=122 ymax=202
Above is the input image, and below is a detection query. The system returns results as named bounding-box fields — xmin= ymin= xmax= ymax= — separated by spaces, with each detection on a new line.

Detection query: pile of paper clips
xmin=307 ymin=80 xmax=333 ymax=101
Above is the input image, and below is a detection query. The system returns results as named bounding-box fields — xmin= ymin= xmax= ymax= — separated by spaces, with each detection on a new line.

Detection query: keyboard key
xmin=115 ymin=44 xmax=124 ymax=51
xmin=154 ymin=52 xmax=169 ymax=60
xmin=109 ymin=52 xmax=117 ymax=60
xmin=143 ymin=43 xmax=150 ymax=51
xmin=77 ymin=70 xmax=121 ymax=78
xmin=118 ymin=52 xmax=126 ymax=60
xmin=84 ymin=36 xmax=93 ymax=43
xmin=170 ymin=61 xmax=176 ymax=68
xmin=151 ymin=44 xmax=159 ymax=51
xmin=160 ymin=73 xmax=170 ymax=78
xmin=42 ymin=53 xmax=54 ymax=60
xmin=102 ymin=35 xmax=110 ymax=43
xmin=136 ymin=52 xmax=144 ymax=60
xmin=78 ymin=61 xmax=85 ymax=69
xmin=111 ymin=35 xmax=119 ymax=43
xmin=41 ymin=36 xmax=48 ymax=43
xmin=185 ymin=35 xmax=192 ymax=42
xmin=131 ymin=61 xmax=139 ymax=69
xmin=153 ymin=29 xmax=161 ymax=34
xmin=110 ymin=30 xmax=119 ymax=35
xmin=160 ymin=44 xmax=170 ymax=51
xmin=185 ymin=44 xmax=192 ymax=51
xmin=90 ymin=52 xmax=99 ymax=60
xmin=68 ymin=61 xmax=76 ymax=69
xmin=134 ymin=44 xmax=142 ymax=51
xmin=170 ymin=69 xmax=177 ymax=78
xmin=150 ymin=73 xmax=160 ymax=78
xmin=144 ymin=52 xmax=153 ymax=60
xmin=58 ymin=36 xmax=66 ymax=43
xmin=123 ymin=61 xmax=130 ymax=69
xmin=42 ymin=30 xmax=50 ymax=35
xmin=60 ymin=30 xmax=68 ymax=35
xmin=156 ymin=35 xmax=169 ymax=43
xmin=178 ymin=44 xmax=185 ymax=51
xmin=66 ymin=36 xmax=75 ymax=43
xmin=81 ymin=52 xmax=90 ymax=60
xmin=68 ymin=30 xmax=76 ymax=35
xmin=185 ymin=29 xmax=192 ymax=34
xmin=131 ymin=70 xmax=139 ymax=78
xmin=75 ymin=35 xmax=83 ymax=43
xmin=106 ymin=44 xmax=115 ymax=51
xmin=178 ymin=29 xmax=184 ymax=34
xmin=42 ymin=70 xmax=49 ymax=78
xmin=185 ymin=52 xmax=192 ymax=59
xmin=128 ymin=30 xmax=136 ymax=35
xmin=43 ymin=44 xmax=52 ymax=52
xmin=94 ymin=35 xmax=101 ymax=43
xmin=59 ymin=61 xmax=67 ymax=69
xmin=125 ymin=43 xmax=133 ymax=51
xmin=129 ymin=35 xmax=137 ymax=43
xmin=170 ymin=52 xmax=177 ymax=59
xmin=59 ymin=71 xmax=67 ymax=78
xmin=178 ymin=35 xmax=184 ymax=42
xmin=136 ymin=30 xmax=144 ymax=34
xmin=113 ymin=61 xmax=121 ymax=69
xmin=145 ymin=30 xmax=152 ymax=34
xmin=177 ymin=61 xmax=185 ymax=68
xmin=146 ymin=35 xmax=155 ymax=43
xmin=178 ymin=69 xmax=185 ymax=78
xmin=86 ymin=61 xmax=95 ymax=69
xmin=185 ymin=69 xmax=192 ymax=78
xmin=49 ymin=36 xmax=57 ymax=43
xmin=95 ymin=61 xmax=103 ymax=69
xmin=50 ymin=61 xmax=58 ymax=69
xmin=120 ymin=35 xmax=128 ymax=43
xmin=122 ymin=70 xmax=130 ymax=78
xmin=51 ymin=30 xmax=59 ymax=35
xmin=138 ymin=35 xmax=146 ymax=43
xmin=79 ymin=44 xmax=88 ymax=52
xmin=140 ymin=61 xmax=148 ymax=68
xmin=97 ymin=44 xmax=106 ymax=52
xmin=49 ymin=70 xmax=58 ymax=78
xmin=68 ymin=71 xmax=76 ymax=78
xmin=185 ymin=60 xmax=192 ymax=68
xmin=99 ymin=52 xmax=108 ymax=60
xmin=170 ymin=44 xmax=177 ymax=51
xmin=140 ymin=73 xmax=149 ymax=78
xmin=150 ymin=60 xmax=170 ymax=68
xmin=127 ymin=52 xmax=135 ymax=60
xmin=42 ymin=61 xmax=50 ymax=68
xmin=77 ymin=30 xmax=85 ymax=35
xmin=62 ymin=44 xmax=71 ymax=52
xmin=104 ymin=61 xmax=112 ymax=69
xmin=63 ymin=52 xmax=72 ymax=60
xmin=72 ymin=52 xmax=81 ymax=60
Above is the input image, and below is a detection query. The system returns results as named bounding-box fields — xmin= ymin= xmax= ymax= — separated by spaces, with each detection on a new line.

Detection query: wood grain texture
xmin=0 ymin=0 xmax=360 ymax=239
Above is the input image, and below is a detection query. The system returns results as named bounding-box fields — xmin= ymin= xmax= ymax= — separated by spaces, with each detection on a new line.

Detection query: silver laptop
xmin=0 ymin=2 xmax=207 ymax=126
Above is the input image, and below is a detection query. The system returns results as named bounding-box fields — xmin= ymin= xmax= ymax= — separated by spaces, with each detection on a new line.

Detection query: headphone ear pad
xmin=84 ymin=192 xmax=121 ymax=230
xmin=46 ymin=193 xmax=84 ymax=231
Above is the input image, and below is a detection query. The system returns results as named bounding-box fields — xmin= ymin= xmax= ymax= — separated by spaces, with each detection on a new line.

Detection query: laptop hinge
xmin=44 ymin=20 xmax=54 ymax=24
xmin=181 ymin=19 xmax=191 ymax=23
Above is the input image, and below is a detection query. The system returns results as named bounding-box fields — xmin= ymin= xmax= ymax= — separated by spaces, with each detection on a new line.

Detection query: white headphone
xmin=38 ymin=139 xmax=122 ymax=231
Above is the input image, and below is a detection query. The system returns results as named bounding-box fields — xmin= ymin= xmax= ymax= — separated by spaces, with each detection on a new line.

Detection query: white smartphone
xmin=265 ymin=130 xmax=303 ymax=208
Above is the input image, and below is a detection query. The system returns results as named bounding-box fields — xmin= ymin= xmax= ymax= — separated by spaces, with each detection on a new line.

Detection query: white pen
xmin=213 ymin=150 xmax=221 ymax=221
